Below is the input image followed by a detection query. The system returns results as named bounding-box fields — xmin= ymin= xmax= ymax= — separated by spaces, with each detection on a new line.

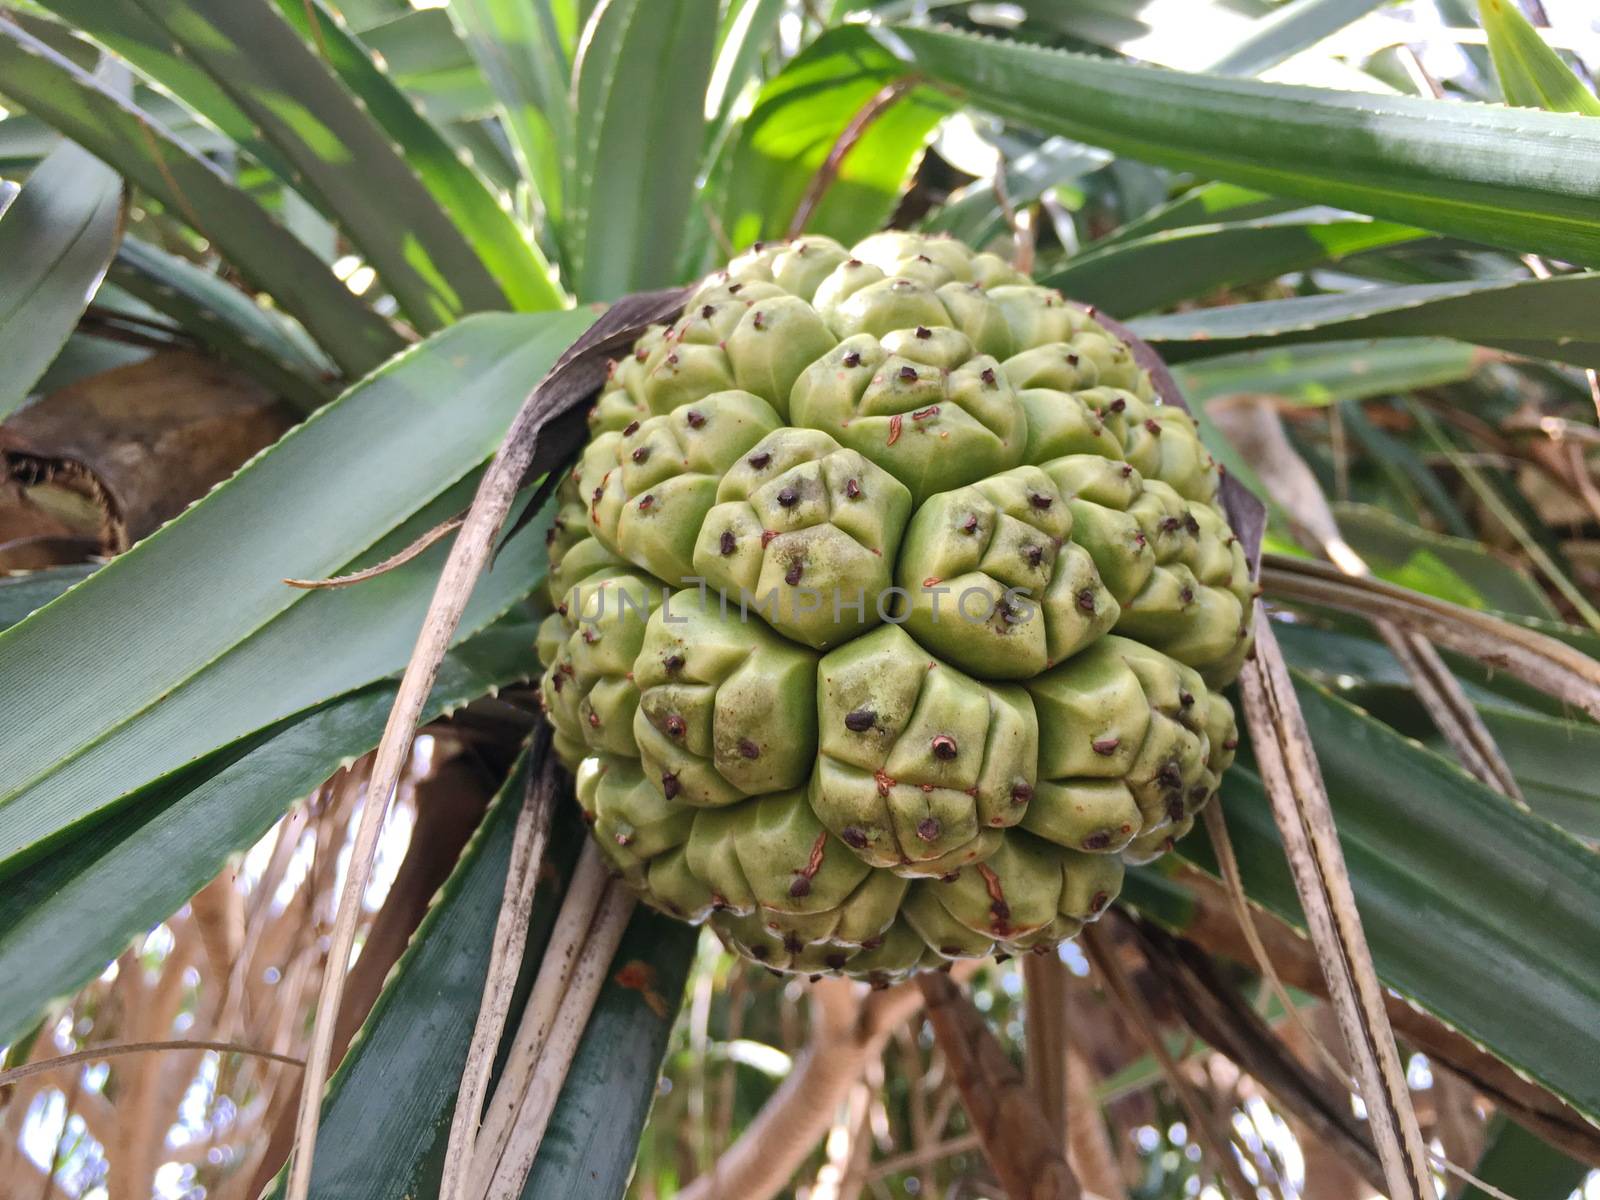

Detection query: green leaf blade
xmin=1044 ymin=208 xmax=1425 ymax=315
xmin=567 ymin=0 xmax=719 ymax=300
xmin=271 ymin=0 xmax=567 ymax=313
xmin=721 ymin=26 xmax=949 ymax=253
xmin=108 ymin=235 xmax=334 ymax=410
xmin=0 ymin=19 xmax=403 ymax=376
xmin=889 ymin=24 xmax=1600 ymax=270
xmin=1461 ymin=1117 xmax=1590 ymax=1200
xmin=1129 ymin=273 xmax=1600 ymax=369
xmin=0 ymin=137 xmax=122 ymax=418
xmin=1206 ymin=0 xmax=1390 ymax=78
xmin=448 ymin=0 xmax=574 ymax=230
xmin=261 ymin=749 xmax=556 ymax=1200
xmin=1479 ymin=0 xmax=1600 ymax=116
xmin=522 ymin=914 xmax=695 ymax=1197
xmin=0 ymin=614 xmax=542 ymax=1047
xmin=0 ymin=309 xmax=593 ymax=872
xmin=100 ymin=0 xmax=509 ymax=329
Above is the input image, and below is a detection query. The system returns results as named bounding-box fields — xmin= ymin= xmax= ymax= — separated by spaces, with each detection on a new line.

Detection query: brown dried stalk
xmin=475 ymin=880 xmax=636 ymax=1198
xmin=1172 ymin=862 xmax=1600 ymax=1168
xmin=916 ymin=970 xmax=1080 ymax=1200
xmin=282 ymin=290 xmax=688 ymax=1200
xmin=0 ymin=1040 xmax=303 ymax=1091
xmin=1261 ymin=556 xmax=1600 ymax=721
xmin=1200 ymin=803 xmax=1350 ymax=1088
xmin=282 ymin=453 xmax=534 ymax=1199
xmin=438 ymin=752 xmax=560 ymax=1200
xmin=1126 ymin=916 xmax=1386 ymax=1193
xmin=467 ymin=841 xmax=614 ymax=1196
xmin=991 ymin=164 xmax=1036 ymax=276
xmin=283 ymin=514 xmax=464 ymax=589
xmin=1238 ymin=611 xmax=1434 ymax=1198
xmin=1063 ymin=1034 xmax=1125 ymax=1200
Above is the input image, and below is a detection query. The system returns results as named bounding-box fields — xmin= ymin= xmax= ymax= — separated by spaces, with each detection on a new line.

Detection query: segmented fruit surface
xmin=543 ymin=232 xmax=1251 ymax=982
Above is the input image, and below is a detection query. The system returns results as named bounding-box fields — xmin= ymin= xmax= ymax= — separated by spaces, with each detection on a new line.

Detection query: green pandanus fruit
xmin=539 ymin=231 xmax=1252 ymax=979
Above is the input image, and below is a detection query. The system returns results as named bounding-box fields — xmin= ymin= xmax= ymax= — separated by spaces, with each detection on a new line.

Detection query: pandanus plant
xmin=1 ymin=2 xmax=1598 ymax=1198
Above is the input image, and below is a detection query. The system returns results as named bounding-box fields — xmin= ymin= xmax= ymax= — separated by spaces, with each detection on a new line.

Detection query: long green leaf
xmin=0 ymin=136 xmax=122 ymax=418
xmin=48 ymin=0 xmax=509 ymax=329
xmin=888 ymin=24 xmax=1600 ymax=270
xmin=0 ymin=18 xmax=402 ymax=376
xmin=0 ymin=473 xmax=550 ymax=877
xmin=0 ymin=564 xmax=97 ymax=633
xmin=0 ymin=613 xmax=541 ymax=1047
xmin=108 ymin=235 xmax=334 ymax=410
xmin=1173 ymin=676 xmax=1600 ymax=1121
xmin=924 ymin=138 xmax=1109 ymax=249
xmin=447 ymin=0 xmax=573 ymax=226
xmin=1477 ymin=705 xmax=1600 ymax=837
xmin=0 ymin=112 xmax=61 ymax=166
xmin=1345 ymin=683 xmax=1600 ymax=838
xmin=566 ymin=0 xmax=717 ymax=300
xmin=15 ymin=3 xmax=294 ymax=175
xmin=1173 ymin=339 xmax=1480 ymax=408
xmin=260 ymin=754 xmax=690 ymax=1200
xmin=1479 ymin=0 xmax=1600 ymax=116
xmin=0 ymin=309 xmax=593 ymax=873
xmin=1206 ymin=0 xmax=1390 ymax=77
xmin=270 ymin=0 xmax=565 ymax=312
xmin=1045 ymin=207 xmax=1424 ymax=315
xmin=1460 ymin=1117 xmax=1590 ymax=1200
xmin=720 ymin=26 xmax=949 ymax=253
xmin=334 ymin=0 xmax=411 ymax=32
xmin=1332 ymin=502 xmax=1558 ymax=618
xmin=1275 ymin=590 xmax=1600 ymax=718
xmin=1128 ymin=273 xmax=1600 ymax=368
xmin=1096 ymin=181 xmax=1300 ymax=249
xmin=1274 ymin=620 xmax=1600 ymax=835
xmin=358 ymin=9 xmax=498 ymax=124
xmin=706 ymin=0 xmax=785 ymax=138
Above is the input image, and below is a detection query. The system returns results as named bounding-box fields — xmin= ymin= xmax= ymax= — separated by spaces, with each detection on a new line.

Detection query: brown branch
xmin=467 ymin=841 xmax=614 ymax=1196
xmin=1208 ymin=393 xmax=1522 ymax=798
xmin=1022 ymin=953 xmax=1070 ymax=1140
xmin=865 ymin=1132 xmax=982 ymax=1181
xmin=1126 ymin=915 xmax=1387 ymax=1193
xmin=916 ymin=970 xmax=1080 ymax=1200
xmin=991 ymin=165 xmax=1035 ymax=275
xmin=786 ymin=79 xmax=919 ymax=241
xmin=474 ymin=879 xmax=637 ymax=1197
xmin=0 ymin=1041 xmax=303 ymax=1091
xmin=1080 ymin=928 xmax=1255 ymax=1199
xmin=1063 ymin=1035 xmax=1125 ymax=1200
xmin=1170 ymin=862 xmax=1600 ymax=1168
xmin=247 ymin=752 xmax=491 ymax=1195
xmin=679 ymin=964 xmax=979 ymax=1200
xmin=1201 ymin=803 xmax=1350 ymax=1088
